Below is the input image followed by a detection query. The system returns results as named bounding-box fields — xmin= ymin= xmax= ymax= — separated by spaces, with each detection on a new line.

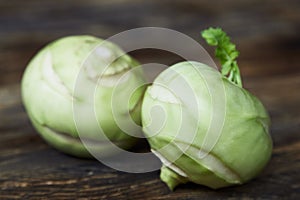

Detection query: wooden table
xmin=1 ymin=0 xmax=299 ymax=199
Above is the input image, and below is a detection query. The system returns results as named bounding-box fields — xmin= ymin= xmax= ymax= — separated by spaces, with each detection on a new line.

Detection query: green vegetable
xmin=141 ymin=28 xmax=272 ymax=190
xmin=22 ymin=35 xmax=146 ymax=157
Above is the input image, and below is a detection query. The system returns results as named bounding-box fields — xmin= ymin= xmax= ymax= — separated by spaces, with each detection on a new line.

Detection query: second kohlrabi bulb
xmin=22 ymin=35 xmax=146 ymax=157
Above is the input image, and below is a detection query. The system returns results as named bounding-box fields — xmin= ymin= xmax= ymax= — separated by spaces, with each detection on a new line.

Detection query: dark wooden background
xmin=0 ymin=0 xmax=299 ymax=199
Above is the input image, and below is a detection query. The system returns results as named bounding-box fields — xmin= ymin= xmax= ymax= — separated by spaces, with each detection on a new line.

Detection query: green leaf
xmin=201 ymin=27 xmax=243 ymax=87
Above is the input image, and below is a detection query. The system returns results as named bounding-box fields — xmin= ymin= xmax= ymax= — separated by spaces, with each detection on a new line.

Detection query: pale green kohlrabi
xmin=141 ymin=28 xmax=272 ymax=190
xmin=22 ymin=35 xmax=146 ymax=158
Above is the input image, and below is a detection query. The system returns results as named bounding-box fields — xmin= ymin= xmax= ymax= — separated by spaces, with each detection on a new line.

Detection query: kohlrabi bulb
xmin=141 ymin=28 xmax=272 ymax=190
xmin=142 ymin=61 xmax=272 ymax=189
xmin=22 ymin=35 xmax=146 ymax=157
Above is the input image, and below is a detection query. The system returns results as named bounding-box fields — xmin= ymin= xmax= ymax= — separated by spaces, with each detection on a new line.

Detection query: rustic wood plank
xmin=0 ymin=0 xmax=299 ymax=86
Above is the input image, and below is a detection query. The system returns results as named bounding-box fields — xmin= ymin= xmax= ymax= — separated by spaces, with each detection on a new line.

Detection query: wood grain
xmin=0 ymin=0 xmax=299 ymax=199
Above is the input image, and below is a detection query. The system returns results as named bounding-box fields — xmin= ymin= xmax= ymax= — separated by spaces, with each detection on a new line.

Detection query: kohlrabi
xmin=22 ymin=35 xmax=146 ymax=157
xmin=141 ymin=28 xmax=272 ymax=189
